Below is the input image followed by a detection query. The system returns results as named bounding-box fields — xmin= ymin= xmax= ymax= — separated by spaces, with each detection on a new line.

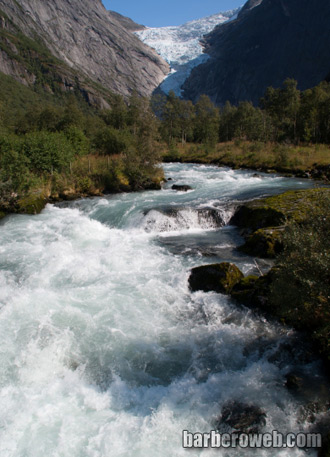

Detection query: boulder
xmin=171 ymin=184 xmax=192 ymax=192
xmin=189 ymin=262 xmax=243 ymax=294
xmin=230 ymin=269 xmax=277 ymax=310
xmin=216 ymin=401 xmax=266 ymax=434
xmin=239 ymin=227 xmax=283 ymax=258
xmin=285 ymin=373 xmax=304 ymax=390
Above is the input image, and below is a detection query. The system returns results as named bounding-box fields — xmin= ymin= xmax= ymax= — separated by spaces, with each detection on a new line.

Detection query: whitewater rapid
xmin=0 ymin=164 xmax=326 ymax=456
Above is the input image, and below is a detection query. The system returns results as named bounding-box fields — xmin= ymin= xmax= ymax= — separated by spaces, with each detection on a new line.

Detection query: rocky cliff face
xmin=0 ymin=0 xmax=169 ymax=101
xmin=183 ymin=0 xmax=330 ymax=105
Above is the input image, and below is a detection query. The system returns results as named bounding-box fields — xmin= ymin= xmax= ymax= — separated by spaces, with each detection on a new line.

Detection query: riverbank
xmin=163 ymin=141 xmax=330 ymax=182
xmin=186 ymin=185 xmax=330 ymax=455
xmin=0 ymin=154 xmax=164 ymax=219
xmin=188 ymin=187 xmax=330 ymax=365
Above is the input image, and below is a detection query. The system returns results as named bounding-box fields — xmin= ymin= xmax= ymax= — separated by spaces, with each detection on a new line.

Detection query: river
xmin=0 ymin=163 xmax=327 ymax=456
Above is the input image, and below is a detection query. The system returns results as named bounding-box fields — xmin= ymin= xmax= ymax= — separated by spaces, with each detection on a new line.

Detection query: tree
xmin=233 ymin=101 xmax=264 ymax=141
xmin=22 ymin=131 xmax=75 ymax=174
xmin=159 ymin=91 xmax=182 ymax=145
xmin=219 ymin=101 xmax=237 ymax=142
xmin=123 ymin=97 xmax=161 ymax=188
xmin=93 ymin=126 xmax=130 ymax=155
xmin=102 ymin=94 xmax=128 ymax=130
xmin=193 ymin=95 xmax=220 ymax=147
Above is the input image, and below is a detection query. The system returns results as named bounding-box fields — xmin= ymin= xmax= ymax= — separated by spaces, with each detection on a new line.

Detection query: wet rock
xmin=230 ymin=189 xmax=329 ymax=232
xmin=189 ymin=262 xmax=244 ymax=294
xmin=17 ymin=192 xmax=48 ymax=214
xmin=267 ymin=339 xmax=315 ymax=367
xmin=216 ymin=401 xmax=267 ymax=434
xmin=171 ymin=184 xmax=192 ymax=192
xmin=299 ymin=401 xmax=330 ymax=425
xmin=230 ymin=204 xmax=284 ymax=232
xmin=239 ymin=227 xmax=284 ymax=258
xmin=285 ymin=373 xmax=304 ymax=390
xmin=230 ymin=275 xmax=259 ymax=303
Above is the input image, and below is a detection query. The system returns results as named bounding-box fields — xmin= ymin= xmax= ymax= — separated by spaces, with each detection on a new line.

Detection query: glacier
xmin=135 ymin=8 xmax=241 ymax=96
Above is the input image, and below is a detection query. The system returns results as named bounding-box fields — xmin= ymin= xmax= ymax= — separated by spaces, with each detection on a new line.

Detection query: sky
xmin=102 ymin=0 xmax=244 ymax=27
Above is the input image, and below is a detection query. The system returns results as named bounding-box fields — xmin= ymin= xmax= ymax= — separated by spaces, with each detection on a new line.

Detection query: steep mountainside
xmin=183 ymin=0 xmax=330 ymax=105
xmin=136 ymin=9 xmax=240 ymax=96
xmin=0 ymin=0 xmax=169 ymax=105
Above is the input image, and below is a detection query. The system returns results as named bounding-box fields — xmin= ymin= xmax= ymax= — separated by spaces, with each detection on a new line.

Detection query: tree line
xmin=155 ymin=79 xmax=330 ymax=146
xmin=0 ymin=92 xmax=160 ymax=198
xmin=1 ymin=78 xmax=330 ymax=200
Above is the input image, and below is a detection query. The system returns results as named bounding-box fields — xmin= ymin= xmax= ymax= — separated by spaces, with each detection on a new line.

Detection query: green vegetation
xmin=1 ymin=56 xmax=330 ymax=217
xmin=158 ymin=80 xmax=330 ymax=147
xmin=0 ymin=88 xmax=164 ymax=215
xmin=157 ymin=82 xmax=330 ymax=178
xmin=269 ymin=191 xmax=330 ymax=357
xmin=230 ymin=188 xmax=330 ymax=364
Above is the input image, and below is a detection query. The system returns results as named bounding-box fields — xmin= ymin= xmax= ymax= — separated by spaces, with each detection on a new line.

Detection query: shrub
xmin=22 ymin=131 xmax=74 ymax=173
xmin=269 ymin=191 xmax=330 ymax=332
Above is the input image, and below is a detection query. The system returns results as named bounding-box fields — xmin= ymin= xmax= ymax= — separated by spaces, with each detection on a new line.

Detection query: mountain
xmin=183 ymin=0 xmax=330 ymax=105
xmin=0 ymin=0 xmax=169 ymax=107
xmin=135 ymin=9 xmax=240 ymax=96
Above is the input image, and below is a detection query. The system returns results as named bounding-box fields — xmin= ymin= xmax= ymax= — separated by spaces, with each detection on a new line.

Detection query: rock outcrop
xmin=189 ymin=262 xmax=244 ymax=294
xmin=0 ymin=0 xmax=169 ymax=101
xmin=183 ymin=0 xmax=330 ymax=105
xmin=216 ymin=401 xmax=267 ymax=434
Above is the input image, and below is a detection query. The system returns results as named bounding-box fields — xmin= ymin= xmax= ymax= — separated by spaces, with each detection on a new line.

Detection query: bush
xmin=0 ymin=134 xmax=31 ymax=191
xmin=64 ymin=126 xmax=90 ymax=156
xmin=93 ymin=126 xmax=131 ymax=155
xmin=22 ymin=131 xmax=74 ymax=173
xmin=269 ymin=191 xmax=330 ymax=332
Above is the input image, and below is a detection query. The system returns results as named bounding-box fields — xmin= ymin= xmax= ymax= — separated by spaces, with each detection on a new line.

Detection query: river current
xmin=0 ymin=163 xmax=327 ymax=456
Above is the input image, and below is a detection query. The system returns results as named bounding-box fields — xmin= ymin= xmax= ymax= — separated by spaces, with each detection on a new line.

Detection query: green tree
xmin=93 ymin=126 xmax=130 ymax=155
xmin=123 ymin=97 xmax=161 ymax=188
xmin=102 ymin=95 xmax=128 ymax=130
xmin=193 ymin=95 xmax=220 ymax=147
xmin=22 ymin=131 xmax=75 ymax=173
xmin=160 ymin=91 xmax=182 ymax=144
xmin=233 ymin=101 xmax=264 ymax=141
xmin=64 ymin=126 xmax=90 ymax=156
xmin=219 ymin=101 xmax=237 ymax=142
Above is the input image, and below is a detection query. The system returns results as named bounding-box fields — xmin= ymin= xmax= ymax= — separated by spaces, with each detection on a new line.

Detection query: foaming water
xmin=0 ymin=164 xmax=325 ymax=457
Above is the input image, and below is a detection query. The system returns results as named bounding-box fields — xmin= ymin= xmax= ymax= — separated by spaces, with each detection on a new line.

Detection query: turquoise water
xmin=0 ymin=164 xmax=325 ymax=456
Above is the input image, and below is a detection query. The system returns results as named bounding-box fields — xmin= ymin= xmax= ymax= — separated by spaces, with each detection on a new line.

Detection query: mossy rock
xmin=239 ymin=227 xmax=284 ymax=258
xmin=189 ymin=262 xmax=244 ymax=294
xmin=231 ymin=188 xmax=330 ymax=231
xmin=17 ymin=192 xmax=47 ymax=214
xmin=230 ymin=271 xmax=276 ymax=309
xmin=0 ymin=211 xmax=6 ymax=220
xmin=230 ymin=275 xmax=259 ymax=304
xmin=231 ymin=205 xmax=284 ymax=230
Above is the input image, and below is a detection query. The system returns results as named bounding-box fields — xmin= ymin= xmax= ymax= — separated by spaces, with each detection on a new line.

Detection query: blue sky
xmin=102 ymin=1 xmax=244 ymax=27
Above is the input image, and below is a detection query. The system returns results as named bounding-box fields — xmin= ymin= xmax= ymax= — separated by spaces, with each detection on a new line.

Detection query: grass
xmin=165 ymin=141 xmax=330 ymax=174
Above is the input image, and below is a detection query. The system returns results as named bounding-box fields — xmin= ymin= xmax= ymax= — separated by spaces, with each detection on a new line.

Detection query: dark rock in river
xmin=285 ymin=373 xmax=304 ymax=390
xmin=216 ymin=400 xmax=267 ymax=434
xmin=239 ymin=227 xmax=284 ymax=258
xmin=189 ymin=262 xmax=244 ymax=294
xmin=171 ymin=184 xmax=192 ymax=192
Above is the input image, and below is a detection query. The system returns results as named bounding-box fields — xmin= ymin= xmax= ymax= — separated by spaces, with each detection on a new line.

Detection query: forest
xmin=0 ymin=78 xmax=330 ymax=211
